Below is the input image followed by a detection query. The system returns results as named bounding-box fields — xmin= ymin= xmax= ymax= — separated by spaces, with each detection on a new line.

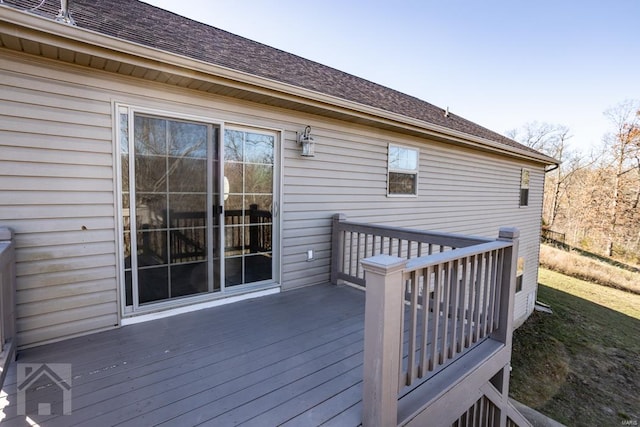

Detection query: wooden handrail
xmin=331 ymin=213 xmax=493 ymax=288
xmin=404 ymin=240 xmax=512 ymax=271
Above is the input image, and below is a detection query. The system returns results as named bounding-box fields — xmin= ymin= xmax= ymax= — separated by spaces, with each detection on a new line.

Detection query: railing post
xmin=0 ymin=226 xmax=17 ymax=389
xmin=330 ymin=213 xmax=347 ymax=285
xmin=361 ymin=254 xmax=406 ymax=427
xmin=492 ymin=227 xmax=519 ymax=427
xmin=492 ymin=227 xmax=519 ymax=346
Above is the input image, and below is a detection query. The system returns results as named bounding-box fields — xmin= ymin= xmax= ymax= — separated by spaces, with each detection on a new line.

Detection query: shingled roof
xmin=4 ymin=0 xmax=550 ymax=160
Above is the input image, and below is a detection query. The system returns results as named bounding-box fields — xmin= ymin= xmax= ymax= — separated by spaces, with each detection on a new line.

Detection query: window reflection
xmin=245 ymin=164 xmax=273 ymax=194
xmin=223 ymin=128 xmax=274 ymax=287
xmin=168 ymin=158 xmax=206 ymax=192
xmin=135 ymin=194 xmax=167 ymax=228
xmin=224 ymin=130 xmax=243 ymax=161
xmin=169 ymin=121 xmax=207 ymax=158
xmin=125 ymin=113 xmax=218 ymax=306
xmin=134 ymin=116 xmax=167 ymax=155
xmin=245 ymin=132 xmax=274 ymax=164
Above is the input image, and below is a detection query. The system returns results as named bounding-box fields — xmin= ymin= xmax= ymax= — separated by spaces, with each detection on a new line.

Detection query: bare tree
xmin=506 ymin=121 xmax=570 ymax=159
xmin=507 ymin=122 xmax=590 ymax=227
xmin=602 ymin=100 xmax=640 ymax=257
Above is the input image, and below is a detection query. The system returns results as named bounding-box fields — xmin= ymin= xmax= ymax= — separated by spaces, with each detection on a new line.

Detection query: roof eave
xmin=0 ymin=5 xmax=558 ymax=166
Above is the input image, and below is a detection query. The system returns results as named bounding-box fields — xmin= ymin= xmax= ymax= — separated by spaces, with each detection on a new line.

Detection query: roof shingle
xmin=4 ymin=0 xmax=549 ymax=159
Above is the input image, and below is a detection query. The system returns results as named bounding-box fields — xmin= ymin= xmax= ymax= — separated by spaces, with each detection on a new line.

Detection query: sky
xmin=144 ymin=0 xmax=639 ymax=153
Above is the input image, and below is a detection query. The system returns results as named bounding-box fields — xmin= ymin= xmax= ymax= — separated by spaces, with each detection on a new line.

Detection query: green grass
xmin=510 ymin=268 xmax=640 ymax=426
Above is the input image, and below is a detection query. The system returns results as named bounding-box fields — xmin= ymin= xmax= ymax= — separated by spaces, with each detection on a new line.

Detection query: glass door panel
xmin=122 ymin=112 xmax=219 ymax=308
xmin=223 ymin=129 xmax=274 ymax=287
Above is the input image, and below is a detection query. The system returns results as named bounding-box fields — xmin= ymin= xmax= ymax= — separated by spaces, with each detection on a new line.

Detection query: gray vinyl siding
xmin=0 ymin=57 xmax=119 ymax=348
xmin=282 ymin=128 xmax=544 ymax=328
xmin=1 ymin=52 xmax=544 ymax=347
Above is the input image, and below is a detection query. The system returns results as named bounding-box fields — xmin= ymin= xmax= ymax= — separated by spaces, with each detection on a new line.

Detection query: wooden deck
xmin=0 ymin=221 xmax=527 ymax=426
xmin=0 ymin=284 xmax=367 ymax=426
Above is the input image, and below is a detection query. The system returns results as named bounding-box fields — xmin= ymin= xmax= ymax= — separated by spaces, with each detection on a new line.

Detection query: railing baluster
xmin=487 ymin=249 xmax=499 ymax=333
xmin=466 ymin=254 xmax=478 ymax=347
xmin=406 ymin=270 xmax=420 ymax=386
xmin=345 ymin=231 xmax=352 ymax=277
xmin=419 ymin=265 xmax=431 ymax=378
xmin=440 ymin=261 xmax=451 ymax=365
xmin=430 ymin=264 xmax=441 ymax=371
xmin=370 ymin=234 xmax=374 ymax=259
xmin=493 ymin=248 xmax=505 ymax=330
xmin=341 ymin=229 xmax=347 ymax=279
xmin=399 ymin=276 xmax=407 ymax=391
xmin=481 ymin=251 xmax=490 ymax=338
xmin=364 ymin=233 xmax=369 ymax=260
xmin=449 ymin=259 xmax=460 ymax=359
xmin=457 ymin=256 xmax=468 ymax=353
xmin=473 ymin=253 xmax=484 ymax=343
xmin=356 ymin=232 xmax=362 ymax=278
xmin=479 ymin=252 xmax=489 ymax=341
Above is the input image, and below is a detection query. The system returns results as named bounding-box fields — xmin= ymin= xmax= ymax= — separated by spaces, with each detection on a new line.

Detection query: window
xmin=519 ymin=169 xmax=530 ymax=206
xmin=388 ymin=144 xmax=418 ymax=195
xmin=516 ymin=257 xmax=525 ymax=292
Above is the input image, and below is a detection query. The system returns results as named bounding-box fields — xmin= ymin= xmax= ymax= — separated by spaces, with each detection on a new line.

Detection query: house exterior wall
xmin=0 ymin=51 xmax=543 ymax=348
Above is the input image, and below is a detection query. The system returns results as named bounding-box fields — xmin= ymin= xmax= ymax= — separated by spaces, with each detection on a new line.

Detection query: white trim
xmin=112 ymin=102 xmax=125 ymax=321
xmin=120 ymin=287 xmax=280 ymax=326
xmin=276 ymin=128 xmax=284 ymax=285
xmin=219 ymin=122 xmax=227 ymax=291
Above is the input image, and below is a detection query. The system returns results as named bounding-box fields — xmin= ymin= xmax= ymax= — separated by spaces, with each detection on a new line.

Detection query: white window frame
xmin=387 ymin=143 xmax=419 ymax=197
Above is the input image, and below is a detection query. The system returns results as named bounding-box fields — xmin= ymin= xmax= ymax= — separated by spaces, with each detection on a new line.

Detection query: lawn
xmin=510 ymin=268 xmax=640 ymax=426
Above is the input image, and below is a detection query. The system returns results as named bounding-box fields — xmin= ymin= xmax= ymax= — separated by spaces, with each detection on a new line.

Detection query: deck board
xmin=0 ymin=284 xmax=367 ymax=426
xmin=0 ymin=283 xmax=491 ymax=426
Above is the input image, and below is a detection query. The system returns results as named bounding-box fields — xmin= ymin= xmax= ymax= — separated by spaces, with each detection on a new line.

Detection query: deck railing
xmin=399 ymin=238 xmax=514 ymax=390
xmin=359 ymin=225 xmax=519 ymax=426
xmin=0 ymin=227 xmax=17 ymax=389
xmin=331 ymin=213 xmax=491 ymax=287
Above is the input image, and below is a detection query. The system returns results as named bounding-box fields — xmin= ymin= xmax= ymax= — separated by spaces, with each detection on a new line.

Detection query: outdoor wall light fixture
xmin=297 ymin=125 xmax=315 ymax=157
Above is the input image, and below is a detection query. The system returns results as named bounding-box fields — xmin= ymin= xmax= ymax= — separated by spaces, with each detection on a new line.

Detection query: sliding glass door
xmin=119 ymin=107 xmax=277 ymax=312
